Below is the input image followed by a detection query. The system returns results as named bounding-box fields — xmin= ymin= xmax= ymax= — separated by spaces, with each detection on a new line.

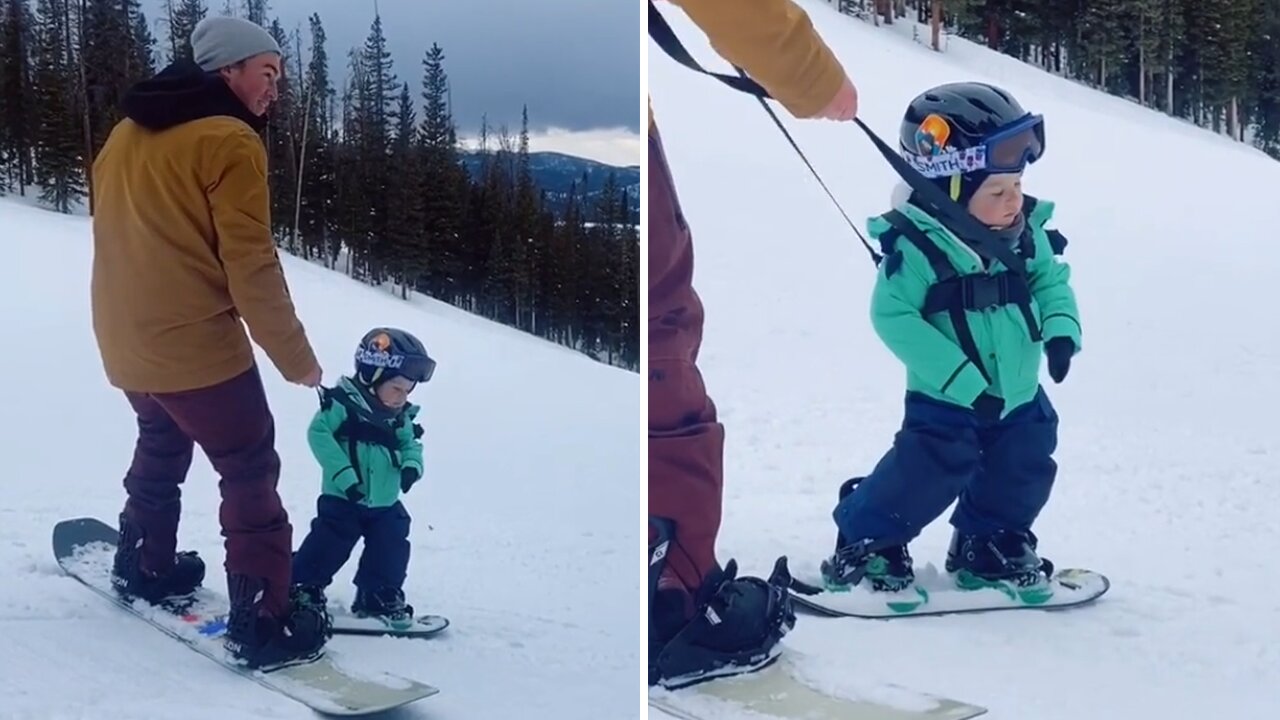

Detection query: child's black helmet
xmin=898 ymin=82 xmax=1045 ymax=203
xmin=354 ymin=327 xmax=435 ymax=386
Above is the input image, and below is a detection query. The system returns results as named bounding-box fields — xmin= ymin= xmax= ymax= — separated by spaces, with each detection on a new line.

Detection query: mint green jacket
xmin=307 ymin=377 xmax=424 ymax=508
xmin=868 ymin=196 xmax=1082 ymax=417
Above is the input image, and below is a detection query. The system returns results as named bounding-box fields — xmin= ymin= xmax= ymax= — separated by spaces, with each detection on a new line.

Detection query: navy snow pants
xmin=291 ymin=495 xmax=411 ymax=593
xmin=833 ymin=387 xmax=1059 ymax=550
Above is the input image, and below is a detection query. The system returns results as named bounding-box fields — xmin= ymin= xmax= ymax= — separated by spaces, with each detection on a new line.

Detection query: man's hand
xmin=295 ymin=363 xmax=322 ymax=388
xmin=813 ymin=75 xmax=858 ymax=120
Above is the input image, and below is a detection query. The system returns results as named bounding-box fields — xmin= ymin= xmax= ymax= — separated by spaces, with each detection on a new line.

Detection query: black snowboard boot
xmin=648 ymin=518 xmax=796 ymax=690
xmin=945 ymin=529 xmax=1055 ymax=603
xmin=819 ymin=477 xmax=914 ymax=593
xmin=224 ymin=574 xmax=332 ymax=670
xmin=291 ymin=583 xmax=328 ymax=613
xmin=820 ymin=542 xmax=915 ymax=592
xmin=352 ymin=586 xmax=415 ymax=626
xmin=110 ymin=513 xmax=205 ymax=605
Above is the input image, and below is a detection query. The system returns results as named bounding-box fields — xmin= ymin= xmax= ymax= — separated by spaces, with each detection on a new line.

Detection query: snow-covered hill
xmin=649 ymin=1 xmax=1280 ymax=718
xmin=0 ymin=197 xmax=640 ymax=719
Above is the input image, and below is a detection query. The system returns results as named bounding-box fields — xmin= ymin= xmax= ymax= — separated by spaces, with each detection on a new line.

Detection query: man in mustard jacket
xmin=649 ymin=0 xmax=859 ymax=689
xmin=91 ymin=15 xmax=329 ymax=669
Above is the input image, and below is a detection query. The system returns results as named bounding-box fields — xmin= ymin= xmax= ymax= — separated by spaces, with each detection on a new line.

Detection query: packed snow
xmin=648 ymin=0 xmax=1280 ymax=718
xmin=0 ymin=197 xmax=640 ymax=719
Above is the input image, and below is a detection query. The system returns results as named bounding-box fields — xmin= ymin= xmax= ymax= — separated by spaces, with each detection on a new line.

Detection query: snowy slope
xmin=649 ymin=1 xmax=1280 ymax=718
xmin=0 ymin=197 xmax=640 ymax=719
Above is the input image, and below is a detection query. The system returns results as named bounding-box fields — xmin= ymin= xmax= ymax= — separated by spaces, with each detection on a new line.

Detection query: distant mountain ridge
xmin=459 ymin=150 xmax=639 ymax=224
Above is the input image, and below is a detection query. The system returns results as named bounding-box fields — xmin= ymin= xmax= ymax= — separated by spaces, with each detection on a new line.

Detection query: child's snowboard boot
xmin=819 ymin=477 xmax=915 ymax=593
xmin=352 ymin=586 xmax=415 ymax=629
xmin=945 ymin=528 xmax=1055 ymax=603
xmin=648 ymin=517 xmax=796 ymax=690
xmin=110 ymin=512 xmax=205 ymax=606
xmin=291 ymin=583 xmax=328 ymax=614
xmin=223 ymin=574 xmax=332 ymax=670
xmin=820 ymin=542 xmax=915 ymax=592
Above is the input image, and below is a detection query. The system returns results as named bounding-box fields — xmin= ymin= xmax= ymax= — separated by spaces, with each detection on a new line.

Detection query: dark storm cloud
xmin=144 ymin=0 xmax=640 ymax=134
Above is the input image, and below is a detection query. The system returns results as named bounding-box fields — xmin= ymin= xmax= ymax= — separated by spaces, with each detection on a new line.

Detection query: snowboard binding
xmin=648 ymin=517 xmax=797 ymax=690
xmin=110 ymin=512 xmax=205 ymax=607
xmin=946 ymin=529 xmax=1057 ymax=603
xmin=811 ymin=477 xmax=917 ymax=594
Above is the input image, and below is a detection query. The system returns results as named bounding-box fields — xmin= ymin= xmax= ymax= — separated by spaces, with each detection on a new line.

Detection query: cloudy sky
xmin=143 ymin=0 xmax=641 ymax=166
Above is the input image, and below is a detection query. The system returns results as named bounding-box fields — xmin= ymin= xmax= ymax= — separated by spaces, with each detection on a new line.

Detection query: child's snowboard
xmin=789 ymin=561 xmax=1109 ymax=618
xmin=330 ymin=610 xmax=449 ymax=638
xmin=53 ymin=517 xmax=441 ymax=716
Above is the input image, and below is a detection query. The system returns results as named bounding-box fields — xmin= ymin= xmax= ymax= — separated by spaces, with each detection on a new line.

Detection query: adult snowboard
xmin=649 ymin=652 xmax=987 ymax=720
xmin=53 ymin=517 xmax=440 ymax=716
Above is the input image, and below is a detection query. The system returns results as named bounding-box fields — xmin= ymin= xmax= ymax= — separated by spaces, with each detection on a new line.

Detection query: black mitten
xmin=400 ymin=467 xmax=420 ymax=494
xmin=971 ymin=392 xmax=1005 ymax=424
xmin=345 ymin=484 xmax=365 ymax=503
xmin=1045 ymin=337 xmax=1075 ymax=384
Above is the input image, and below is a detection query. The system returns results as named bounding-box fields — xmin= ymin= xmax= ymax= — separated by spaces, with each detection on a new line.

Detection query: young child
xmin=822 ymin=82 xmax=1082 ymax=602
xmin=291 ymin=327 xmax=436 ymax=625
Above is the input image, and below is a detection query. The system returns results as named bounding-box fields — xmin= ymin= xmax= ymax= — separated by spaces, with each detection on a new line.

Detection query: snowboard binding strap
xmin=652 ymin=556 xmax=796 ymax=690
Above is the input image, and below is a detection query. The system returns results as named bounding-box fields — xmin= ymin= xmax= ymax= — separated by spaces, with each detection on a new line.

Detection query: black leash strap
xmin=648 ymin=1 xmax=879 ymax=265
xmin=647 ymin=0 xmax=1027 ymax=276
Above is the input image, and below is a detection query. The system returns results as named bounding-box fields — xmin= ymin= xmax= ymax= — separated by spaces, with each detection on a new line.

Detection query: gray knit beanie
xmin=191 ymin=16 xmax=282 ymax=72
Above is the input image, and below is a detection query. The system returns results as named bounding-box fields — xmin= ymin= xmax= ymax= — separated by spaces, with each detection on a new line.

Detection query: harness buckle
xmin=962 ymin=273 xmax=1008 ymax=311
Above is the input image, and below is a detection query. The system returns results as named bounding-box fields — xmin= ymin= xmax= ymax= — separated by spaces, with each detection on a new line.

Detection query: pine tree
xmin=480 ymin=123 xmax=522 ymax=325
xmin=1218 ymin=0 xmax=1260 ymax=140
xmin=239 ymin=0 xmax=265 ymax=26
xmin=1 ymin=0 xmax=36 ymax=194
xmin=357 ymin=12 xmax=397 ymax=280
xmin=335 ymin=47 xmax=372 ymax=278
xmin=263 ymin=17 xmax=295 ymax=243
xmin=129 ymin=1 xmax=156 ymax=77
xmin=1079 ymin=0 xmax=1128 ymax=91
xmin=418 ymin=41 xmax=464 ymax=302
xmin=1251 ymin=0 xmax=1280 ymax=153
xmin=31 ymin=0 xmax=83 ymax=211
xmin=298 ymin=12 xmax=334 ymax=263
xmin=514 ymin=105 xmax=539 ymax=330
xmin=80 ymin=0 xmax=154 ymax=166
xmin=166 ymin=0 xmax=204 ymax=65
xmin=386 ymin=81 xmax=426 ymax=298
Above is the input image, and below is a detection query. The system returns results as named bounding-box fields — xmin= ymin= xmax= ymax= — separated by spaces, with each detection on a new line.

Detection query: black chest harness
xmin=319 ymin=387 xmax=423 ymax=488
xmin=875 ymin=198 xmax=1067 ymax=384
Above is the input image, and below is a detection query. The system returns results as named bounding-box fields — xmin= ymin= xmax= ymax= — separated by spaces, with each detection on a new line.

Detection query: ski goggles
xmin=399 ymin=354 xmax=436 ymax=383
xmin=355 ymin=348 xmax=437 ymax=383
xmin=904 ymin=113 xmax=1045 ymax=179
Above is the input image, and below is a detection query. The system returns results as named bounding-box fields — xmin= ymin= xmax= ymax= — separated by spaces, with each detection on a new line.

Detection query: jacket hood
xmin=886 ymin=180 xmax=1028 ymax=251
xmin=120 ymin=60 xmax=267 ymax=133
xmin=335 ymin=376 xmax=419 ymax=422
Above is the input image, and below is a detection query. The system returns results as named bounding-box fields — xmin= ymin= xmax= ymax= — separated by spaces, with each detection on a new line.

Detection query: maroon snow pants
xmin=120 ymin=364 xmax=293 ymax=616
xmin=648 ymin=124 xmax=724 ymax=597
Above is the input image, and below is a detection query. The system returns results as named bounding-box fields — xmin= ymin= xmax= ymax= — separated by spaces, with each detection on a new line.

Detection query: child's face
xmin=967 ymin=173 xmax=1023 ymax=229
xmin=376 ymin=376 xmax=416 ymax=409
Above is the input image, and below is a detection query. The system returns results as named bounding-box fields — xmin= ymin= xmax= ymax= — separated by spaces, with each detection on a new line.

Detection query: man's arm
xmin=669 ymin=0 xmax=848 ymax=118
xmin=208 ymin=127 xmax=318 ymax=383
